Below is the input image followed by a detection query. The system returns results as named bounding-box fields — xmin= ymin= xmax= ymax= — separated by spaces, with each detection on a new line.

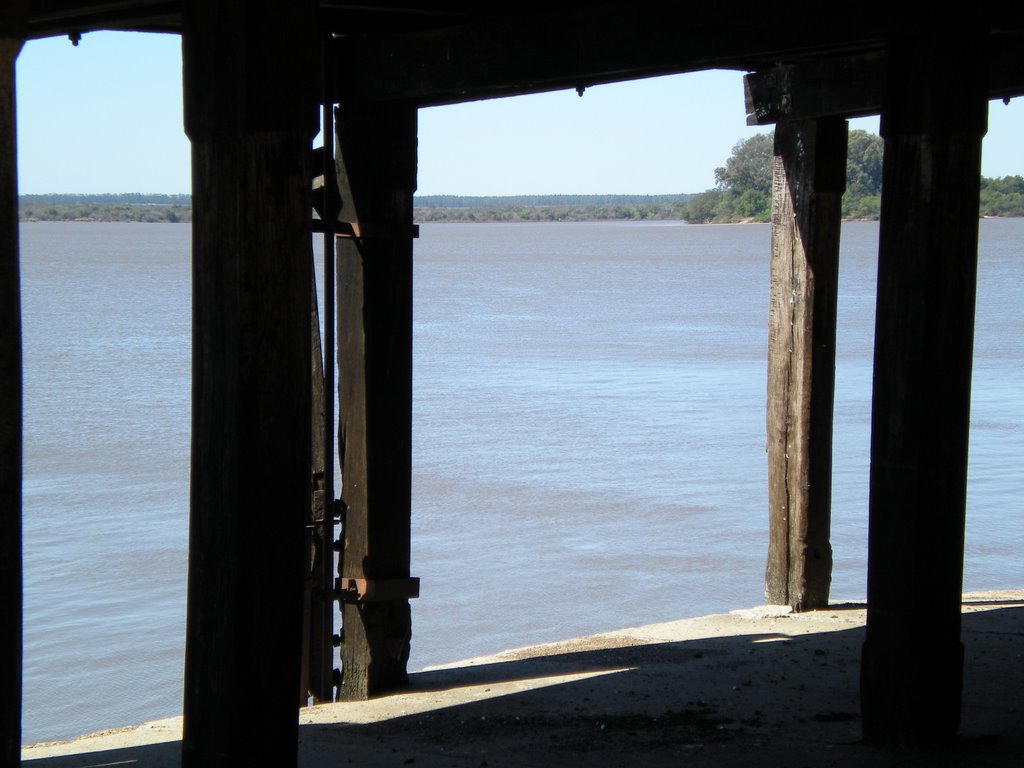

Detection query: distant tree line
xmin=21 ymin=193 xmax=191 ymax=206
xmin=414 ymin=194 xmax=693 ymax=222
xmin=416 ymin=193 xmax=692 ymax=208
xmin=979 ymin=175 xmax=1024 ymax=217
xmin=415 ymin=202 xmax=689 ymax=222
xmin=20 ymin=193 xmax=689 ymax=224
xmin=680 ymin=130 xmax=884 ymax=223
xmin=20 ymin=203 xmax=190 ymax=223
xmin=679 ymin=130 xmax=1024 ymax=223
xmin=19 ymin=193 xmax=192 ymax=223
xmin=20 ymin=159 xmax=1023 ymax=224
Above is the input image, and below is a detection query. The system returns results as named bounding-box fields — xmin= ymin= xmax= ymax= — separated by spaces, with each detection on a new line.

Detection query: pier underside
xmin=4 ymin=3 xmax=1024 ymax=765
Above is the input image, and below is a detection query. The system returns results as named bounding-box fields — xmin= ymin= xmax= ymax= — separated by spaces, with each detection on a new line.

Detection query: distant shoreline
xmin=18 ymin=201 xmax=1024 ymax=225
xmin=22 ymin=210 xmax=1024 ymax=225
xmin=19 ymin=180 xmax=1024 ymax=222
xmin=18 ymin=193 xmax=697 ymax=225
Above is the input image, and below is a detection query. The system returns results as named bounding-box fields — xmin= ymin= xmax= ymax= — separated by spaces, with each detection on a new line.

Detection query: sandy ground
xmin=22 ymin=590 xmax=1024 ymax=767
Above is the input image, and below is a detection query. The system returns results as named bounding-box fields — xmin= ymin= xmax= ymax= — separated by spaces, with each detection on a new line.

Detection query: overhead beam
xmin=24 ymin=0 xmax=180 ymax=38
xmin=329 ymin=5 xmax=887 ymax=106
xmin=746 ymin=52 xmax=886 ymax=125
xmin=745 ymin=31 xmax=1024 ymax=125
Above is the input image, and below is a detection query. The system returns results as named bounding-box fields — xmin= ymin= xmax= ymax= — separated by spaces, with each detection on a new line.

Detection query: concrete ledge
xmin=23 ymin=591 xmax=1024 ymax=767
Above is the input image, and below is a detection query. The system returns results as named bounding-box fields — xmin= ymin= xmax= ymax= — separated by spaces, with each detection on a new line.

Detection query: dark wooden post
xmin=765 ymin=118 xmax=847 ymax=611
xmin=303 ymin=266 xmax=333 ymax=704
xmin=334 ymin=101 xmax=419 ymax=700
xmin=181 ymin=1 xmax=317 ymax=765
xmin=860 ymin=27 xmax=987 ymax=746
xmin=0 ymin=5 xmax=24 ymax=763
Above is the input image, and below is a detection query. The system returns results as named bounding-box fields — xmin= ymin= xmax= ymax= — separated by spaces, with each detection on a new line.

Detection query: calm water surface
xmin=19 ymin=219 xmax=1024 ymax=743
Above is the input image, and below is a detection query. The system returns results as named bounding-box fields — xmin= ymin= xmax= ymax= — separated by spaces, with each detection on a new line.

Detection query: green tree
xmin=680 ymin=189 xmax=723 ymax=223
xmin=979 ymin=175 xmax=1024 ymax=216
xmin=845 ymin=129 xmax=883 ymax=198
xmin=684 ymin=128 xmax=888 ymax=223
xmin=714 ymin=133 xmax=774 ymax=197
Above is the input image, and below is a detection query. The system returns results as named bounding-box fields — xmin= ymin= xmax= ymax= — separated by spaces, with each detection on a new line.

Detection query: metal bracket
xmin=335 ymin=577 xmax=420 ymax=603
xmin=333 ymin=221 xmax=420 ymax=240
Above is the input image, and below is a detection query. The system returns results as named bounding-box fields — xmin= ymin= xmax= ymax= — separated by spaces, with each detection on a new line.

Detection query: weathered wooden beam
xmin=180 ymin=1 xmax=317 ymax=766
xmin=329 ymin=6 xmax=888 ymax=106
xmin=301 ymin=264 xmax=333 ymax=705
xmin=303 ymin=264 xmax=335 ymax=704
xmin=765 ymin=117 xmax=847 ymax=611
xmin=334 ymin=100 xmax=417 ymax=700
xmin=745 ymin=31 xmax=1024 ymax=125
xmin=745 ymin=52 xmax=885 ymax=125
xmin=0 ymin=6 xmax=24 ymax=762
xmin=860 ymin=27 xmax=987 ymax=747
xmin=24 ymin=0 xmax=180 ymax=38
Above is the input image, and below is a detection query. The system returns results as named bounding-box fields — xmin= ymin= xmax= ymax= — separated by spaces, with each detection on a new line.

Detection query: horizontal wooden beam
xmin=336 ymin=577 xmax=420 ymax=603
xmin=1 ymin=0 xmax=27 ymax=36
xmin=745 ymin=31 xmax=1024 ymax=125
xmin=329 ymin=5 xmax=888 ymax=106
xmin=745 ymin=52 xmax=885 ymax=125
xmin=25 ymin=0 xmax=180 ymax=38
xmin=24 ymin=0 xmax=475 ymax=38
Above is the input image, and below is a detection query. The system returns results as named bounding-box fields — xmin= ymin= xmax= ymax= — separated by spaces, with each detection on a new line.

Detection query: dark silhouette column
xmin=0 ymin=3 xmax=24 ymax=763
xmin=861 ymin=26 xmax=987 ymax=746
xmin=334 ymin=101 xmax=419 ymax=700
xmin=181 ymin=1 xmax=317 ymax=765
xmin=765 ymin=117 xmax=847 ymax=611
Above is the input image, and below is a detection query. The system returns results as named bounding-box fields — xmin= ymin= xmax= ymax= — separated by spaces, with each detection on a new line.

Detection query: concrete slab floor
xmin=22 ymin=591 xmax=1024 ymax=768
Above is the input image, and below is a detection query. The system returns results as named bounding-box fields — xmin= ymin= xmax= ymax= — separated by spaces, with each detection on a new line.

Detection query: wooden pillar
xmin=860 ymin=27 xmax=987 ymax=746
xmin=181 ymin=2 xmax=317 ymax=765
xmin=0 ymin=6 xmax=24 ymax=763
xmin=334 ymin=101 xmax=418 ymax=700
xmin=765 ymin=118 xmax=847 ymax=611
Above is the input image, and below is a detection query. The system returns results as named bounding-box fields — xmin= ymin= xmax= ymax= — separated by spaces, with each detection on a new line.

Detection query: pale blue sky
xmin=13 ymin=30 xmax=1024 ymax=196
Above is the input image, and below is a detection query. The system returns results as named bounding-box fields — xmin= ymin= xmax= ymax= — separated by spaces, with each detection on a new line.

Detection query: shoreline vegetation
xmin=19 ymin=193 xmax=191 ymax=223
xmin=16 ymin=132 xmax=1024 ymax=222
xmin=19 ymin=192 xmax=1024 ymax=224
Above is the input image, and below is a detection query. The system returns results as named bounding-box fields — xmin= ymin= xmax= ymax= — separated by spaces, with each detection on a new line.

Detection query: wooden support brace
xmin=765 ymin=117 xmax=847 ymax=611
xmin=334 ymin=221 xmax=420 ymax=240
xmin=860 ymin=26 xmax=988 ymax=747
xmin=334 ymin=100 xmax=418 ymax=701
xmin=336 ymin=577 xmax=421 ymax=603
xmin=0 ymin=25 xmax=23 ymax=768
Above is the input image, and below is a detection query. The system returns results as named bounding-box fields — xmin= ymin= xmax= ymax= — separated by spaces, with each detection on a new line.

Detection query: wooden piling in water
xmin=0 ymin=8 xmax=23 ymax=763
xmin=860 ymin=26 xmax=987 ymax=747
xmin=334 ymin=100 xmax=419 ymax=700
xmin=765 ymin=117 xmax=847 ymax=611
xmin=746 ymin=75 xmax=848 ymax=618
xmin=180 ymin=1 xmax=317 ymax=765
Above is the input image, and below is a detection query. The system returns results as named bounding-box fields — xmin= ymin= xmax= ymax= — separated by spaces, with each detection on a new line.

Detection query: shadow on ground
xmin=24 ymin=602 xmax=1024 ymax=768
